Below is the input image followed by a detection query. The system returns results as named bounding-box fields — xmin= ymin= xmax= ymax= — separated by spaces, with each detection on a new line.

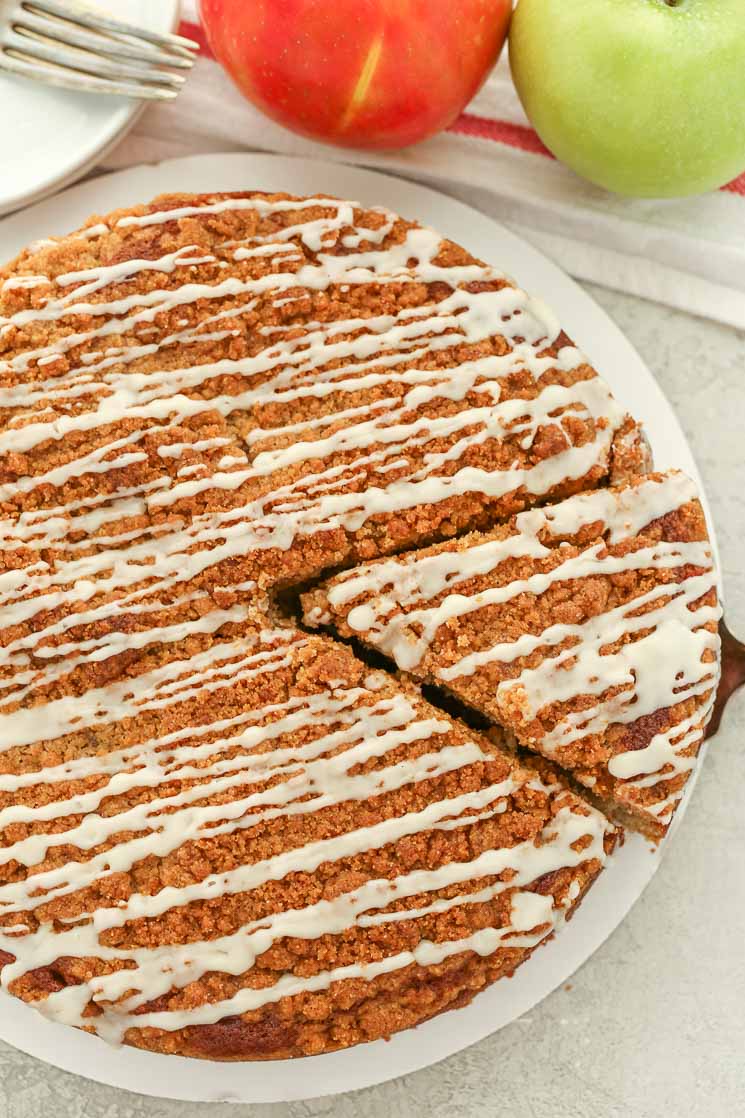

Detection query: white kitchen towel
xmin=100 ymin=2 xmax=745 ymax=331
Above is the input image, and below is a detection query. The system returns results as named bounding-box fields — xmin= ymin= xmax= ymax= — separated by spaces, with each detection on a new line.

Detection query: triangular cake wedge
xmin=303 ymin=471 xmax=722 ymax=839
xmin=0 ymin=625 xmax=616 ymax=1060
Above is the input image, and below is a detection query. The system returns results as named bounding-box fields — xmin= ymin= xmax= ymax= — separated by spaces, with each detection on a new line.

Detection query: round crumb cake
xmin=0 ymin=191 xmax=718 ymax=1060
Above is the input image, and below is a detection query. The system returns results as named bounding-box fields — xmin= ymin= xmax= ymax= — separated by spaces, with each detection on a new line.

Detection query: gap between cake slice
xmin=302 ymin=470 xmax=722 ymax=841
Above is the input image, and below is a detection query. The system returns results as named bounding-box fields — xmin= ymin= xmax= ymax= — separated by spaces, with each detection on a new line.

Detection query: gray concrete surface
xmin=0 ymin=285 xmax=743 ymax=1118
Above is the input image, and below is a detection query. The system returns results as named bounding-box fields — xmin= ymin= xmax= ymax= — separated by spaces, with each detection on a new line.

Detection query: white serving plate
xmin=0 ymin=0 xmax=181 ymax=216
xmin=0 ymin=153 xmax=717 ymax=1104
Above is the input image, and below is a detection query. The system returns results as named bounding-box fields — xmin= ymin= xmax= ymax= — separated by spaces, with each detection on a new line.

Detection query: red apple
xmin=199 ymin=0 xmax=511 ymax=150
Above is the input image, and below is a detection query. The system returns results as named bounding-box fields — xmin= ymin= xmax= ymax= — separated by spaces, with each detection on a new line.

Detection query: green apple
xmin=509 ymin=0 xmax=745 ymax=197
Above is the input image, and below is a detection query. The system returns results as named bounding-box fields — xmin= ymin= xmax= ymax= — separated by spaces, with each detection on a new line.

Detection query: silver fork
xmin=0 ymin=0 xmax=199 ymax=100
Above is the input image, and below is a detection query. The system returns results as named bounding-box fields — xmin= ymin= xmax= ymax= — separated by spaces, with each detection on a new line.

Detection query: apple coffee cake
xmin=0 ymin=191 xmax=719 ymax=1060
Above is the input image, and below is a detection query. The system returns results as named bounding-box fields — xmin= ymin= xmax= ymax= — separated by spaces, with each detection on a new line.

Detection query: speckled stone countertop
xmin=1 ymin=283 xmax=743 ymax=1118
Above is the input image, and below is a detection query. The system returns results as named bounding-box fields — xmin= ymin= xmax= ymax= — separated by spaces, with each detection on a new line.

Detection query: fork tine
xmin=8 ymin=29 xmax=187 ymax=87
xmin=0 ymin=47 xmax=178 ymax=98
xmin=23 ymin=0 xmax=200 ymax=57
xmin=13 ymin=10 xmax=196 ymax=69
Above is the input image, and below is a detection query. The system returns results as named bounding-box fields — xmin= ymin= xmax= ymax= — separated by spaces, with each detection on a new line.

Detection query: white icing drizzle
xmin=1 ymin=274 xmax=49 ymax=292
xmin=308 ymin=473 xmax=721 ymax=823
